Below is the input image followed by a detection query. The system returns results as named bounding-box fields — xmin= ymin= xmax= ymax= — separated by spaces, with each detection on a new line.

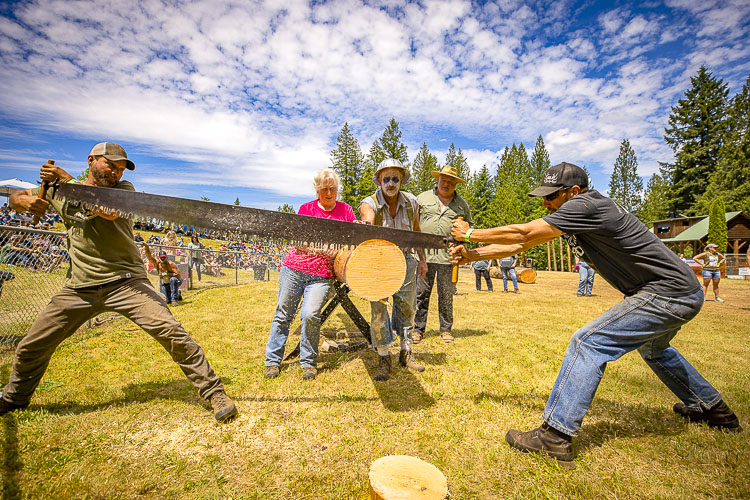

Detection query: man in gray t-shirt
xmin=450 ymin=162 xmax=742 ymax=464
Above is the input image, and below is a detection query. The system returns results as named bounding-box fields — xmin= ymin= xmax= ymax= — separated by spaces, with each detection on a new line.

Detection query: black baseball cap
xmin=529 ymin=162 xmax=588 ymax=198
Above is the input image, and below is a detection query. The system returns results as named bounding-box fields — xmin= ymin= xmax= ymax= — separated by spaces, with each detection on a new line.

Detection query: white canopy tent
xmin=0 ymin=179 xmax=37 ymax=202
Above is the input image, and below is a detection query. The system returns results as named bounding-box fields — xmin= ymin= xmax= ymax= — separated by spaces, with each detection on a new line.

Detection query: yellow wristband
xmin=464 ymin=228 xmax=474 ymax=243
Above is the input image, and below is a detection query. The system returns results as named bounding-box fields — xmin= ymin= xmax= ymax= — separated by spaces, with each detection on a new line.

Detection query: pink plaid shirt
xmin=282 ymin=200 xmax=358 ymax=277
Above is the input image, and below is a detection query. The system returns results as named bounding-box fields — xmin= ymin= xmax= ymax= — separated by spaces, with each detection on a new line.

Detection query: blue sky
xmin=1 ymin=0 xmax=749 ymax=210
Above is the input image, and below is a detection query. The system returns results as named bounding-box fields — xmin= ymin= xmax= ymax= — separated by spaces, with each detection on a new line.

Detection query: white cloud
xmin=0 ymin=0 xmax=747 ymax=199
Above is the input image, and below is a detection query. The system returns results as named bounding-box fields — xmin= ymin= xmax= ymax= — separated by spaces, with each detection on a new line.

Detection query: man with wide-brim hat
xmin=448 ymin=161 xmax=742 ymax=465
xmin=360 ymin=158 xmax=427 ymax=381
xmin=414 ymin=164 xmax=472 ymax=345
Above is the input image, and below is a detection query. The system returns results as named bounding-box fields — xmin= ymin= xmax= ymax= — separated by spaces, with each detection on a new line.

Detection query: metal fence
xmin=0 ymin=226 xmax=285 ymax=349
xmin=0 ymin=225 xmax=69 ymax=349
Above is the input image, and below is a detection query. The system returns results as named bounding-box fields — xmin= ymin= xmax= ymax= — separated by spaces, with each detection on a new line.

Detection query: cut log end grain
xmin=334 ymin=239 xmax=406 ymax=301
xmin=369 ymin=455 xmax=448 ymax=500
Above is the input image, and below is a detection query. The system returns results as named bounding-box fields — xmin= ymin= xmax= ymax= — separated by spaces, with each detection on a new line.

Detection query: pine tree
xmin=638 ymin=166 xmax=672 ymax=223
xmin=330 ymin=122 xmax=364 ymax=208
xmin=234 ymin=197 xmax=241 ymax=206
xmin=609 ymin=139 xmax=643 ymax=214
xmin=465 ymin=165 xmax=495 ymax=228
xmin=707 ymin=197 xmax=728 ymax=252
xmin=529 ymin=135 xmax=551 ymax=185
xmin=412 ymin=142 xmax=438 ymax=195
xmin=277 ymin=203 xmax=295 ymax=213
xmin=664 ymin=66 xmax=729 ymax=214
xmin=699 ymin=74 xmax=750 ymax=214
xmin=77 ymin=166 xmax=90 ymax=182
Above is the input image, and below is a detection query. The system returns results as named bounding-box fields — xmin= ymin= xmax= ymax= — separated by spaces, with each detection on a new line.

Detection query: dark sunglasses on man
xmin=382 ymin=176 xmax=401 ymax=185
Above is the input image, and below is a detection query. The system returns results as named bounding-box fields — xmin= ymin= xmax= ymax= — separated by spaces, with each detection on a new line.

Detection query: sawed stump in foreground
xmin=369 ymin=455 xmax=448 ymax=500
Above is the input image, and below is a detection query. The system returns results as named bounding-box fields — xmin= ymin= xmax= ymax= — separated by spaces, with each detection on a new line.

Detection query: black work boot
xmin=0 ymin=394 xmax=28 ymax=416
xmin=674 ymin=400 xmax=743 ymax=432
xmin=374 ymin=354 xmax=392 ymax=381
xmin=505 ymin=422 xmax=574 ymax=462
xmin=399 ymin=350 xmax=425 ymax=372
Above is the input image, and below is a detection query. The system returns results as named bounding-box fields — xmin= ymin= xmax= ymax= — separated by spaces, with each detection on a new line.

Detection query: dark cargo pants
xmin=414 ymin=263 xmax=454 ymax=334
xmin=2 ymin=277 xmax=224 ymax=406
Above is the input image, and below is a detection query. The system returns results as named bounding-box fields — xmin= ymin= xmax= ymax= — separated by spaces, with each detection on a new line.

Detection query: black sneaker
xmin=505 ymin=423 xmax=575 ymax=462
xmin=0 ymin=395 xmax=29 ymax=416
xmin=209 ymin=391 xmax=238 ymax=422
xmin=673 ymin=400 xmax=743 ymax=432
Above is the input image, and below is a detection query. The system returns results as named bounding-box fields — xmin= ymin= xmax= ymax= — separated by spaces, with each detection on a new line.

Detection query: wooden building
xmin=652 ymin=211 xmax=750 ymax=256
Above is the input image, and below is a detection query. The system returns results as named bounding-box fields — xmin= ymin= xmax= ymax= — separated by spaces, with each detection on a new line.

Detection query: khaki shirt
xmin=417 ymin=188 xmax=472 ymax=264
xmin=34 ymin=181 xmax=147 ymax=288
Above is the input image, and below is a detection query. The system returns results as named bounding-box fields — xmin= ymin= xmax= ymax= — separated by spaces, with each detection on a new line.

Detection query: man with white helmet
xmin=360 ymin=159 xmax=428 ymax=381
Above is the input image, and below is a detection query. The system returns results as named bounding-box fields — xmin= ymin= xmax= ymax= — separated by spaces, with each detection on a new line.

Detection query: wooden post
xmin=551 ymin=239 xmax=557 ymax=271
xmin=566 ymin=244 xmax=572 ymax=272
xmin=559 ymin=237 xmax=565 ymax=272
xmin=546 ymin=241 xmax=551 ymax=271
xmin=333 ymin=239 xmax=406 ymax=301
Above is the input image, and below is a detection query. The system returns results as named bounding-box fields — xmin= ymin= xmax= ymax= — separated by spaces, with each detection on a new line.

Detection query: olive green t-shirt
xmin=417 ymin=188 xmax=473 ymax=265
xmin=34 ymin=181 xmax=147 ymax=288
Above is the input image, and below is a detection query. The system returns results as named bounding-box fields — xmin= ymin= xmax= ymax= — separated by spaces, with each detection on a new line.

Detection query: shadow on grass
xmin=419 ymin=328 xmax=491 ymax=341
xmin=1 ymin=362 xmax=22 ymax=499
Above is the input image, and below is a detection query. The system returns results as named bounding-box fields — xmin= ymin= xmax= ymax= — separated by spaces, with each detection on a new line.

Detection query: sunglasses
xmin=382 ymin=176 xmax=401 ymax=185
xmin=544 ymin=189 xmax=566 ymax=201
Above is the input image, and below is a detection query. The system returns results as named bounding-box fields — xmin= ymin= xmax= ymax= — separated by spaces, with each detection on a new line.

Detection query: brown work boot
xmin=302 ymin=367 xmax=317 ymax=380
xmin=210 ymin=391 xmax=238 ymax=422
xmin=374 ymin=354 xmax=392 ymax=381
xmin=440 ymin=331 xmax=454 ymax=343
xmin=0 ymin=395 xmax=28 ymax=416
xmin=264 ymin=365 xmax=280 ymax=379
xmin=399 ymin=350 xmax=425 ymax=372
xmin=412 ymin=331 xmax=423 ymax=344
xmin=674 ymin=400 xmax=743 ymax=432
xmin=505 ymin=423 xmax=574 ymax=462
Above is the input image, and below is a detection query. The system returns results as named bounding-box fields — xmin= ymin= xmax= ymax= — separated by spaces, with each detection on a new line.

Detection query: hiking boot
xmin=0 ymin=395 xmax=28 ymax=416
xmin=505 ymin=423 xmax=574 ymax=462
xmin=412 ymin=331 xmax=423 ymax=344
xmin=715 ymin=297 xmax=724 ymax=303
xmin=264 ymin=365 xmax=280 ymax=379
xmin=673 ymin=400 xmax=742 ymax=432
xmin=374 ymin=354 xmax=391 ymax=381
xmin=210 ymin=391 xmax=238 ymax=422
xmin=440 ymin=331 xmax=454 ymax=343
xmin=399 ymin=350 xmax=425 ymax=372
xmin=302 ymin=367 xmax=317 ymax=380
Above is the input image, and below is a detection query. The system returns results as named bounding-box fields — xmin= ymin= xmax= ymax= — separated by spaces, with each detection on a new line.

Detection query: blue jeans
xmin=265 ymin=266 xmax=333 ymax=369
xmin=160 ymin=277 xmax=182 ymax=303
xmin=543 ymin=288 xmax=720 ymax=436
xmin=370 ymin=256 xmax=417 ymax=349
xmin=191 ymin=258 xmax=202 ymax=281
xmin=501 ymin=267 xmax=518 ymax=291
xmin=577 ymin=261 xmax=595 ymax=295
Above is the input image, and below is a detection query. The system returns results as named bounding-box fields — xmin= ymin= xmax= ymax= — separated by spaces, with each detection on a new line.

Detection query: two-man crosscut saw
xmin=52 ymin=182 xmax=450 ymax=252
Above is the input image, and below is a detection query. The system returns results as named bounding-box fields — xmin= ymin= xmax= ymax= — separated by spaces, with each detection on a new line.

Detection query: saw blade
xmin=54 ymin=182 xmax=448 ymax=252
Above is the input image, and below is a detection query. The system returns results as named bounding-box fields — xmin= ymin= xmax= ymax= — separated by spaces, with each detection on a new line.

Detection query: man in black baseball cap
xmin=448 ymin=160 xmax=742 ymax=465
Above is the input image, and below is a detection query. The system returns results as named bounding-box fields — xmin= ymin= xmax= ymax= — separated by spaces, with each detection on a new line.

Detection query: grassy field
xmin=1 ymin=270 xmax=749 ymax=498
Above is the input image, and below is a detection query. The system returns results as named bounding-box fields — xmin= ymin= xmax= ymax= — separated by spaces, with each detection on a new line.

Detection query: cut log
xmin=333 ymin=239 xmax=406 ymax=301
xmin=518 ymin=267 xmax=537 ymax=283
xmin=369 ymin=455 xmax=448 ymax=500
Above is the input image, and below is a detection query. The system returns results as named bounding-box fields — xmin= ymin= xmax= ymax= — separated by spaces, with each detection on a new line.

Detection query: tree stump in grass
xmin=333 ymin=239 xmax=406 ymax=301
xmin=369 ymin=455 xmax=448 ymax=500
xmin=518 ymin=267 xmax=537 ymax=283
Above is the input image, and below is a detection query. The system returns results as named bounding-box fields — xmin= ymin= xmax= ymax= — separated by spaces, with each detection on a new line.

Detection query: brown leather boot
xmin=505 ymin=423 xmax=574 ymax=462
xmin=399 ymin=350 xmax=425 ymax=372
xmin=674 ymin=400 xmax=743 ymax=432
xmin=374 ymin=354 xmax=391 ymax=381
xmin=209 ymin=391 xmax=238 ymax=423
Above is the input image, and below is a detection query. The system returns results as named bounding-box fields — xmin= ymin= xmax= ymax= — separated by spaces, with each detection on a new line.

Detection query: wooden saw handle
xmin=32 ymin=159 xmax=54 ymax=225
